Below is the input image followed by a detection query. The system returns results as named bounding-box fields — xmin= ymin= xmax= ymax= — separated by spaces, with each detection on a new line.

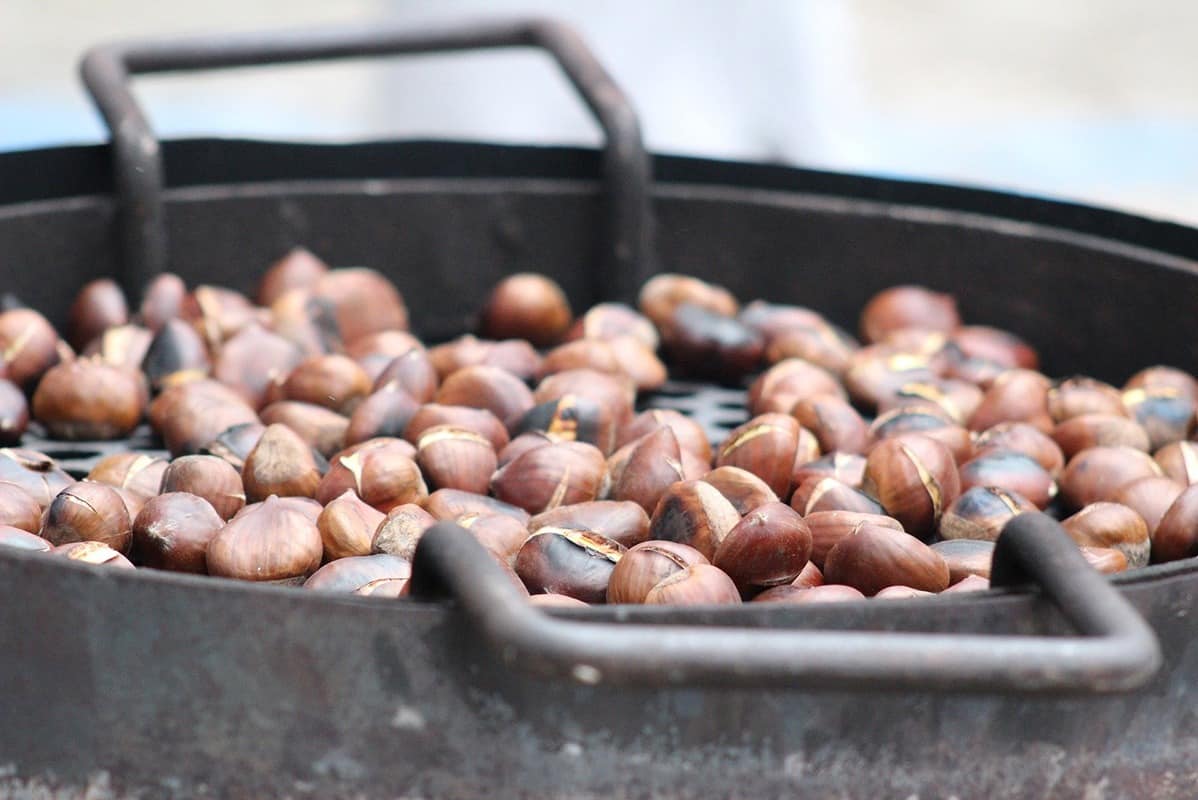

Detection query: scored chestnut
xmin=712 ymin=502 xmax=812 ymax=592
xmin=861 ymin=434 xmax=960 ymax=540
xmin=824 ymin=524 xmax=950 ymax=596
xmin=41 ymin=481 xmax=133 ymax=554
xmin=514 ymin=527 xmax=625 ymax=603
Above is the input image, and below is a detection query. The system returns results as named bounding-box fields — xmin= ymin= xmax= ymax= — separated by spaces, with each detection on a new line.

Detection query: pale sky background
xmin=2 ymin=0 xmax=1196 ymax=223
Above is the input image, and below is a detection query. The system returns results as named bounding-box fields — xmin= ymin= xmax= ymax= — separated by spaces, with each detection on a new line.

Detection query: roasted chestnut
xmin=859 ymin=285 xmax=960 ymax=343
xmin=259 ymin=401 xmax=348 ymax=458
xmin=1152 ymin=485 xmax=1198 ymax=563
xmin=1110 ymin=476 xmax=1184 ymax=534
xmin=0 ymin=481 xmax=43 ymax=533
xmin=317 ymin=489 xmax=386 ymax=561
xmin=317 ymin=438 xmax=427 ymax=512
xmin=1051 ymin=413 xmax=1150 ymax=459
xmin=967 ymin=369 xmax=1052 ymax=434
xmin=715 ymin=413 xmax=799 ymax=498
xmin=241 ymin=423 xmax=322 ymax=502
xmin=479 ymin=273 xmax=573 ymax=347
xmin=515 ymin=394 xmax=617 ymax=454
xmin=138 ymin=273 xmax=186 ymax=333
xmin=371 ymin=503 xmax=437 ymax=560
xmin=861 ymin=435 xmax=960 ymax=539
xmin=1046 ymin=377 xmax=1127 ymax=423
xmin=609 ymin=426 xmax=686 ymax=514
xmin=792 ymin=452 xmax=867 ymax=491
xmin=131 ymin=492 xmax=224 ymax=573
xmin=790 ymin=476 xmax=884 ymax=516
xmin=54 ymin=541 xmax=134 ymax=568
xmin=150 ymin=379 xmax=258 ymax=457
xmin=938 ymin=486 xmax=1036 ymax=542
xmin=257 ymin=247 xmax=329 ymax=306
xmin=490 ymin=440 xmax=607 ymax=514
xmin=32 ymin=358 xmax=145 ymax=440
xmin=68 ymin=278 xmax=129 ymax=350
xmin=701 ymin=466 xmax=778 ymax=515
xmin=949 ymin=325 xmax=1038 ymax=370
xmin=428 ymin=335 xmax=542 ymax=383
xmin=310 ymin=267 xmax=408 ymax=341
xmin=0 ymin=448 xmax=73 ymax=509
xmin=1122 ymin=387 xmax=1195 ymax=451
xmin=748 ymin=358 xmax=845 ymax=416
xmin=792 ymin=394 xmax=869 ymax=455
xmin=212 ymin=324 xmax=304 ymax=409
xmin=711 ymin=502 xmax=812 ymax=591
xmin=159 ymin=454 xmax=245 ymax=520
xmin=957 ymin=450 xmax=1057 ymax=509
xmin=41 ymin=481 xmax=133 ymax=554
xmin=529 ymin=500 xmax=650 ymax=549
xmin=805 ymin=510 xmax=904 ymax=569
xmin=618 ymin=408 xmax=712 ymax=463
xmin=638 ymin=273 xmax=738 ymax=329
xmin=514 ymin=527 xmax=625 ymax=603
xmin=1058 ymin=446 xmax=1163 ymax=509
xmin=141 ymin=318 xmax=210 ymax=390
xmin=930 ymin=538 xmax=995 ymax=583
xmin=206 ymin=495 xmax=323 ymax=583
xmin=415 ymin=425 xmax=498 ymax=495
xmin=282 ymin=354 xmax=372 ymax=414
xmin=423 ymin=488 xmax=530 ymax=525
xmin=455 ymin=512 xmax=530 ymax=563
xmin=869 ymin=407 xmax=973 ymax=464
xmin=1061 ymin=502 xmax=1150 ymax=568
xmin=824 ymin=524 xmax=950 ymax=595
xmin=87 ymin=452 xmax=168 ymax=501
xmin=0 ymin=308 xmax=62 ymax=388
xmin=973 ymin=421 xmax=1066 ymax=475
xmin=566 ymin=302 xmax=659 ymax=350
xmin=371 ymin=348 xmax=438 ymax=403
xmin=606 ymin=540 xmax=708 ymax=604
xmin=642 ymin=563 xmax=741 ymax=606
xmin=658 ymin=303 xmax=763 ymax=383
xmin=647 ymin=480 xmax=741 ymax=560
xmin=1154 ymin=441 xmax=1198 ymax=486
xmin=303 ymin=554 xmax=411 ymax=595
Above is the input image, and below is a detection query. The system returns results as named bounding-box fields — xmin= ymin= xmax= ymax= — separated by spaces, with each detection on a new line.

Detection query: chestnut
xmin=643 ymin=563 xmax=741 ymax=606
xmin=0 ymin=448 xmax=73 ymax=508
xmin=790 ymin=476 xmax=884 ymax=516
xmin=479 ymin=273 xmax=573 ymax=347
xmin=348 ymin=329 xmax=424 ymax=372
xmin=141 ymin=318 xmax=210 ymax=390
xmin=715 ymin=413 xmax=800 ymax=498
xmin=712 ymin=502 xmax=812 ymax=591
xmin=490 ymin=440 xmax=607 ymax=514
xmin=131 ymin=492 xmax=224 ymax=573
xmin=529 ymin=500 xmax=650 ymax=549
xmin=372 ymin=503 xmax=437 ymax=560
xmin=869 ymin=407 xmax=973 ymax=464
xmin=499 ymin=432 xmax=555 ymax=467
xmin=638 ymin=273 xmax=738 ymax=329
xmin=41 ymin=481 xmax=132 ymax=554
xmin=150 ymin=380 xmax=258 ymax=457
xmin=1154 ymin=441 xmax=1198 ymax=486
xmin=1124 ymin=365 xmax=1198 ymax=403
xmin=792 ymin=452 xmax=867 ymax=491
xmin=938 ymin=486 xmax=1036 ymax=542
xmin=32 ymin=358 xmax=144 ymax=440
xmin=930 ymin=538 xmax=994 ymax=583
xmin=748 ymin=358 xmax=845 ymax=416
xmin=455 ymin=512 xmax=530 ymax=563
xmin=310 ymin=267 xmax=408 ymax=341
xmin=372 ymin=349 xmax=438 ymax=404
xmin=861 ymin=435 xmax=960 ymax=540
xmin=0 ymin=481 xmax=43 ymax=532
xmin=738 ymin=300 xmax=828 ymax=342
xmin=428 ymin=335 xmax=542 ymax=383
xmin=609 ymin=426 xmax=686 ymax=514
xmin=256 ymin=247 xmax=329 ymax=306
xmin=1152 ymin=485 xmax=1198 ymax=563
xmin=859 ymin=285 xmax=960 ymax=343
xmin=566 ymin=302 xmax=659 ymax=350
xmin=763 ymin=321 xmax=859 ymax=377
xmin=1061 ymin=502 xmax=1150 ymax=568
xmin=1110 ymin=476 xmax=1184 ymax=534
xmin=973 ymin=422 xmax=1066 ymax=476
xmin=515 ymin=394 xmax=617 ymax=454
xmin=138 ymin=272 xmax=186 ymax=332
xmin=54 ymin=541 xmax=134 ymax=568
xmin=0 ymin=308 xmax=61 ymax=388
xmin=842 ymin=347 xmax=938 ymax=413
xmin=805 ymin=510 xmax=903 ymax=569
xmin=874 ymin=586 xmax=935 ymax=600
xmin=1051 ymin=413 xmax=1150 ymax=459
xmin=423 ymin=488 xmax=530 ymax=525
xmin=236 ymin=495 xmax=322 ymax=523
xmin=792 ymin=395 xmax=869 ymax=455
xmin=658 ymin=303 xmax=763 ymax=383
xmin=435 ymin=365 xmax=535 ymax=431
xmin=159 ymin=454 xmax=245 ymax=520
xmin=534 ymin=368 xmax=636 ymax=429
xmin=539 ymin=338 xmax=622 ymax=380
xmin=701 ymin=466 xmax=778 ymax=515
xmin=605 ymin=540 xmax=709 ymax=603
xmin=259 ymin=401 xmax=347 ymax=459
xmin=317 ymin=438 xmax=427 ymax=512
xmin=206 ymin=495 xmax=323 ymax=583
xmin=282 ymin=354 xmax=372 ymax=414
xmin=647 ymin=479 xmax=741 ymax=560
xmin=415 ymin=425 xmax=498 ymax=495
xmin=83 ymin=323 xmax=153 ymax=371
xmin=514 ymin=527 xmax=625 ymax=603
xmin=792 ymin=560 xmax=824 ymax=589
xmin=1081 ymin=546 xmax=1128 ymax=574
xmin=346 ymin=385 xmax=421 ymax=446
xmin=87 ymin=452 xmax=168 ymax=501
xmin=0 ymin=525 xmax=50 ymax=552
xmin=943 ymin=574 xmax=991 ymax=593
xmin=182 ymin=285 xmax=262 ymax=349
xmin=949 ymin=325 xmax=1038 ymax=370
xmin=967 ymin=369 xmax=1052 ymax=434
xmin=213 ymin=324 xmax=305 ymax=409
xmin=404 ymin=404 xmax=510 ymax=453
xmin=876 ymin=379 xmax=984 ymax=426
xmin=200 ymin=422 xmax=266 ymax=472
xmin=752 ymin=584 xmax=865 ymax=604
xmin=318 ymin=489 xmax=386 ymax=561
xmin=619 ymin=408 xmax=712 ymax=463
xmin=1047 ymin=377 xmax=1127 ymax=423
xmin=242 ymin=424 xmax=322 ymax=501
xmin=824 ymin=523 xmax=950 ymax=595
xmin=1122 ymin=387 xmax=1195 ymax=450
xmin=1058 ymin=446 xmax=1163 ymax=509
xmin=270 ymin=288 xmax=342 ymax=356
xmin=303 ymin=554 xmax=411 ymax=595
xmin=68 ymin=278 xmax=129 ymax=350
xmin=957 ymin=450 xmax=1057 ymax=509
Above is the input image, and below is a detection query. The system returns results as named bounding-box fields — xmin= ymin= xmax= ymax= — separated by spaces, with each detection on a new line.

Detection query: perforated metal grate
xmin=641 ymin=380 xmax=750 ymax=446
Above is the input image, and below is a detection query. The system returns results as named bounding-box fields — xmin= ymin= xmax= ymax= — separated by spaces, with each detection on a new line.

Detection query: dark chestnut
xmin=435 ymin=365 xmax=535 ymax=431
xmin=715 ymin=413 xmax=800 ymax=498
xmin=658 ymin=303 xmax=763 ymax=383
xmin=131 ymin=492 xmax=223 ymax=573
xmin=200 ymin=422 xmax=266 ymax=472
xmin=346 ymin=385 xmax=421 ymax=446
xmin=609 ymin=427 xmax=686 ymax=514
xmin=141 ymin=318 xmax=210 ymax=390
xmin=938 ymin=486 xmax=1036 ymax=542
xmin=1152 ymin=485 xmax=1198 ymax=563
xmin=859 ymin=285 xmax=960 ymax=343
xmin=1122 ymin=387 xmax=1195 ymax=451
xmin=480 ymin=273 xmax=573 ymax=347
xmin=303 ymin=554 xmax=411 ymax=595
xmin=515 ymin=394 xmax=617 ymax=454
xmin=861 ymin=435 xmax=960 ymax=539
xmin=824 ymin=524 xmax=950 ymax=595
xmin=701 ymin=466 xmax=778 ymax=515
xmin=869 ymin=407 xmax=973 ymax=464
xmin=41 ymin=481 xmax=133 ymax=554
xmin=490 ymin=441 xmax=607 ymax=514
xmin=712 ymin=502 xmax=812 ymax=591
xmin=529 ymin=501 xmax=650 ymax=549
xmin=514 ymin=527 xmax=625 ymax=603
xmin=1061 ymin=502 xmax=1149 ymax=568
xmin=957 ymin=450 xmax=1057 ymax=510
xmin=973 ymin=422 xmax=1066 ymax=476
xmin=647 ymin=480 xmax=741 ymax=560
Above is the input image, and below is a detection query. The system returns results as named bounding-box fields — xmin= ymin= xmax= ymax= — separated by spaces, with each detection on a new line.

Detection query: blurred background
xmin=2 ymin=0 xmax=1196 ymax=223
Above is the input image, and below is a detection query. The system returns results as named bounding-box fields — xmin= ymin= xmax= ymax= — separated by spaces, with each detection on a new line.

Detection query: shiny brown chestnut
xmin=454 ymin=512 xmax=530 ymax=563
xmin=206 ymin=495 xmax=323 ymax=583
xmin=415 ymin=425 xmax=498 ymax=495
xmin=1152 ymin=485 xmax=1198 ymax=563
xmin=403 ymin=403 xmax=510 ymax=454
xmin=310 ymin=267 xmax=408 ymax=341
xmin=514 ymin=527 xmax=625 ymax=603
xmin=515 ymin=394 xmax=617 ymax=454
xmin=0 ymin=308 xmax=62 ymax=388
xmin=973 ymin=422 xmax=1066 ymax=475
xmin=0 ymin=449 xmax=73 ymax=509
xmin=490 ymin=440 xmax=607 ymax=514
xmin=282 ymin=354 xmax=372 ymax=414
xmin=861 ymin=434 xmax=960 ymax=540
xmin=318 ymin=489 xmax=386 ymax=561
xmin=791 ymin=560 xmax=825 ymax=589
xmin=659 ymin=303 xmax=764 ymax=383
xmin=842 ymin=347 xmax=939 ymax=413
xmin=1047 ymin=377 xmax=1127 ymax=423
xmin=428 ymin=335 xmax=542 ymax=383
xmin=638 ymin=273 xmax=738 ymax=329
xmin=967 ymin=369 xmax=1053 ymax=434
xmin=68 ymin=278 xmax=129 ymax=350
xmin=200 ymin=422 xmax=266 ymax=472
xmin=371 ymin=349 xmax=438 ymax=403
xmin=792 ymin=394 xmax=870 ymax=455
xmin=54 ymin=541 xmax=135 ymax=568
xmin=618 ymin=409 xmax=712 ymax=463
xmin=317 ymin=438 xmax=427 ymax=512
xmin=259 ymin=401 xmax=347 ymax=459
xmin=529 ymin=501 xmax=650 ymax=549
xmin=1058 ymin=446 xmax=1163 ymax=509
xmin=605 ymin=540 xmax=709 ymax=604
xmin=0 ymin=481 xmax=43 ymax=533
xmin=1110 ymin=476 xmax=1184 ymax=534
xmin=715 ymin=413 xmax=800 ymax=498
xmin=212 ymin=324 xmax=305 ymax=409
xmin=1051 ymin=413 xmax=1150 ymax=459
xmin=701 ymin=466 xmax=778 ymax=515
xmin=869 ymin=407 xmax=973 ymax=465
xmin=131 ymin=492 xmax=224 ymax=573
xmin=32 ymin=358 xmax=144 ymax=440
xmin=141 ymin=318 xmax=210 ymax=390
xmin=1081 ymin=546 xmax=1128 ymax=574
xmin=643 ymin=563 xmax=741 ymax=606
xmin=1122 ymin=387 xmax=1195 ymax=451
xmin=938 ymin=486 xmax=1036 ymax=542
xmin=242 ymin=424 xmax=322 ymax=502
xmin=752 ymin=584 xmax=865 ymax=604
xmin=423 ymin=488 xmax=530 ymax=525
xmin=256 ymin=247 xmax=329 ymax=306
xmin=748 ymin=358 xmax=845 ymax=416
xmin=805 ymin=511 xmax=904 ymax=569
xmin=87 ymin=452 xmax=168 ymax=501
xmin=792 ymin=452 xmax=867 ymax=491
xmin=371 ymin=503 xmax=437 ymax=560
xmin=824 ymin=524 xmax=950 ymax=596
xmin=150 ymin=380 xmax=259 ymax=457
xmin=159 ymin=454 xmax=245 ymax=520
xmin=41 ymin=481 xmax=133 ymax=554
xmin=435 ymin=365 xmax=535 ymax=431
xmin=949 ymin=325 xmax=1038 ymax=370
xmin=712 ymin=502 xmax=812 ymax=591
xmin=499 ymin=432 xmax=555 ymax=468
xmin=303 ymin=554 xmax=411 ymax=595
xmin=648 ymin=479 xmax=741 ymax=560
xmin=930 ymin=539 xmax=995 ymax=583
xmin=738 ymin=300 xmax=827 ymax=342
xmin=182 ymin=285 xmax=262 ymax=349
xmin=609 ymin=427 xmax=686 ymax=514
xmin=566 ymin=302 xmax=659 ymax=350
xmin=534 ymin=368 xmax=636 ymax=429
xmin=957 ymin=450 xmax=1057 ymax=509
xmin=859 ymin=285 xmax=960 ymax=343
xmin=1061 ymin=502 xmax=1150 ymax=568
xmin=0 ymin=525 xmax=50 ymax=552
xmin=875 ymin=379 xmax=985 ymax=426
xmin=1154 ymin=441 xmax=1198 ymax=486
xmin=479 ymin=273 xmax=573 ymax=347
xmin=790 ymin=476 xmax=884 ymax=516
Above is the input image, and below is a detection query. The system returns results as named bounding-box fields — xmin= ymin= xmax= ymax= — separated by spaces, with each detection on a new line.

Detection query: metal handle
xmin=410 ymin=512 xmax=1161 ymax=692
xmin=80 ymin=18 xmax=652 ymax=297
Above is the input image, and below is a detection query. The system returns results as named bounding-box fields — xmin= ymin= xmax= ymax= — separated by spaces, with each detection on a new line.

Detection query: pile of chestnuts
xmin=0 ymin=249 xmax=1195 ymax=608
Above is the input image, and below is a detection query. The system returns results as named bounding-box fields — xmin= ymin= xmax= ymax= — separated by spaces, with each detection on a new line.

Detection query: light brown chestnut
xmin=957 ymin=450 xmax=1057 ymax=509
xmin=159 ymin=454 xmax=245 ymax=520
xmin=303 ymin=554 xmax=411 ymax=595
xmin=213 ymin=324 xmax=305 ymax=410
xmin=861 ymin=434 xmax=960 ymax=539
xmin=371 ymin=348 xmax=438 ymax=403
xmin=648 ymin=479 xmax=741 ymax=560
xmin=1047 ymin=377 xmax=1127 ymax=423
xmin=138 ymin=272 xmax=186 ymax=332
xmin=310 ymin=268 xmax=408 ymax=341
xmin=54 ymin=541 xmax=134 ymax=568
xmin=41 ymin=481 xmax=132 ymax=554
xmin=32 ymin=358 xmax=144 ymax=440
xmin=859 ymin=285 xmax=960 ymax=343
xmin=82 ymin=323 xmax=153 ymax=372
xmin=1061 ymin=502 xmax=1149 ymax=568
xmin=371 ymin=503 xmax=437 ymax=560
xmin=790 ymin=476 xmax=884 ymax=516
xmin=1110 ymin=476 xmax=1184 ymax=534
xmin=606 ymin=540 xmax=709 ymax=603
xmin=967 ymin=369 xmax=1053 ymax=434
xmin=1051 ymin=413 xmax=1150 ymax=459
xmin=842 ymin=347 xmax=939 ymax=413
xmin=1081 ymin=546 xmax=1128 ymax=574
xmin=414 ymin=425 xmax=497 ymax=495
xmin=514 ymin=527 xmax=625 ymax=603
xmin=259 ymin=401 xmax=347 ymax=458
xmin=1058 ymin=446 xmax=1163 ymax=509
xmin=949 ymin=325 xmax=1038 ymax=370
xmin=499 ymin=432 xmax=555 ymax=467
xmin=206 ymin=495 xmax=323 ymax=583
xmin=428 ymin=335 xmax=542 ymax=383
xmin=943 ymin=574 xmax=991 ymax=593
xmin=480 ymin=273 xmax=573 ymax=347
xmin=150 ymin=380 xmax=259 ymax=457
xmin=131 ymin=492 xmax=224 ymax=573
xmin=1152 ymin=485 xmax=1198 ymax=563
xmin=973 ymin=422 xmax=1066 ymax=476
xmin=792 ymin=560 xmax=825 ymax=589
xmin=455 ymin=512 xmax=530 ymax=563
xmin=609 ymin=426 xmax=686 ymax=514
xmin=869 ymin=407 xmax=973 ymax=465
xmin=346 ymin=385 xmax=421 ymax=446
xmin=528 ymin=593 xmax=589 ymax=608
xmin=1154 ymin=441 xmax=1198 ymax=486
xmin=712 ymin=502 xmax=812 ymax=591
xmin=715 ymin=413 xmax=800 ymax=498
xmin=824 ymin=524 xmax=950 ymax=595
xmin=318 ymin=489 xmax=386 ymax=561
xmin=643 ymin=563 xmax=741 ymax=606
xmin=317 ymin=438 xmax=428 ymax=512
xmin=762 ymin=320 xmax=859 ymax=376
xmin=938 ymin=486 xmax=1036 ymax=542
xmin=242 ymin=424 xmax=321 ymax=502
xmin=701 ymin=466 xmax=778 ymax=515
xmin=875 ymin=379 xmax=985 ymax=426
xmin=403 ymin=403 xmax=510 ymax=454
xmin=874 ymin=585 xmax=935 ymax=600
xmin=87 ymin=453 xmax=168 ymax=501
xmin=490 ymin=440 xmax=607 ymax=514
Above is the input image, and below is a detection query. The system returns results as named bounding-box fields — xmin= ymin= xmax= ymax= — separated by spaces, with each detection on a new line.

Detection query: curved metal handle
xmin=410 ymin=512 xmax=1161 ymax=692
xmin=80 ymin=18 xmax=652 ymax=298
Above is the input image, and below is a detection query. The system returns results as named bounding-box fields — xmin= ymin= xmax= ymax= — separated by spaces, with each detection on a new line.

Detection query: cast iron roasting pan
xmin=1 ymin=16 xmax=1196 ymax=799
